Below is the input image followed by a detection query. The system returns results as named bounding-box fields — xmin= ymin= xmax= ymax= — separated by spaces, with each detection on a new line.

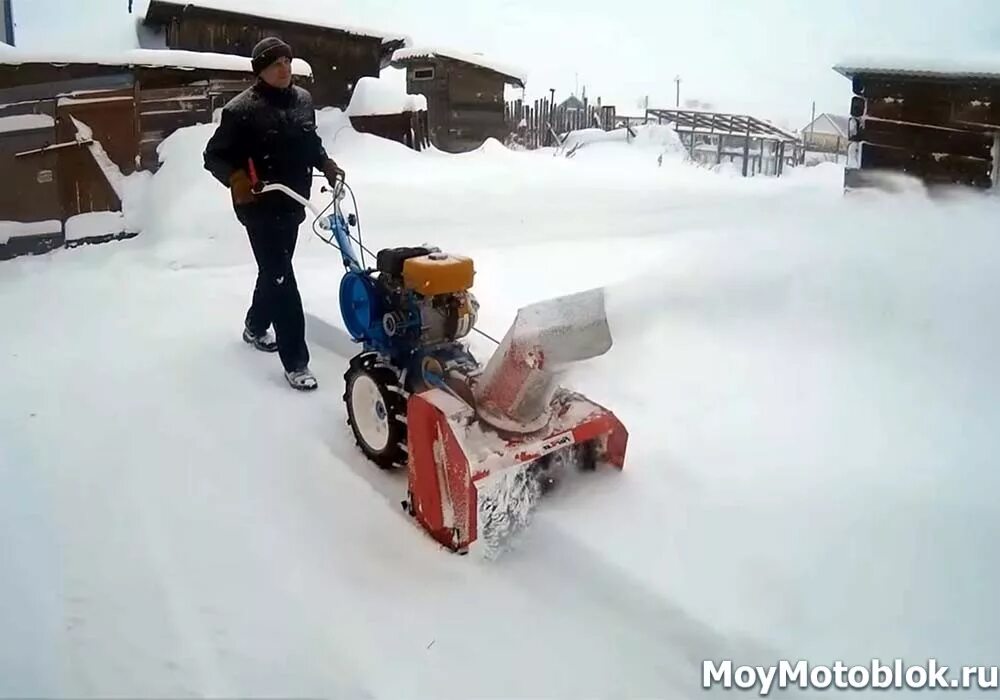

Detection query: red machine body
xmin=405 ymin=386 xmax=628 ymax=555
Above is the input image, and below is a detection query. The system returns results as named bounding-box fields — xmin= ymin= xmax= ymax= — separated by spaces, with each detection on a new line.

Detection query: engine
xmin=374 ymin=247 xmax=479 ymax=348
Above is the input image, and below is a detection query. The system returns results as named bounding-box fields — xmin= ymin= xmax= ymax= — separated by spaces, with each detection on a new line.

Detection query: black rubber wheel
xmin=343 ymin=353 xmax=409 ymax=470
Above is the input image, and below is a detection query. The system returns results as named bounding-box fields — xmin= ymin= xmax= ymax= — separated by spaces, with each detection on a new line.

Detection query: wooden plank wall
xmin=161 ymin=12 xmax=382 ymax=108
xmin=504 ymin=98 xmax=619 ymax=149
xmin=349 ymin=111 xmax=431 ymax=151
xmin=847 ymin=76 xmax=1000 ymax=189
xmin=137 ymin=78 xmax=252 ymax=171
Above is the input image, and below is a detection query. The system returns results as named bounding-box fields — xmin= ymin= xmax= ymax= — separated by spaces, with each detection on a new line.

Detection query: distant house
xmin=559 ymin=95 xmax=584 ymax=113
xmin=1 ymin=0 xmax=13 ymax=45
xmin=391 ymin=47 xmax=526 ymax=153
xmin=0 ymin=46 xmax=312 ymax=260
xmin=141 ymin=0 xmax=408 ymax=108
xmin=835 ymin=57 xmax=1000 ymax=191
xmin=800 ymin=112 xmax=848 ymax=153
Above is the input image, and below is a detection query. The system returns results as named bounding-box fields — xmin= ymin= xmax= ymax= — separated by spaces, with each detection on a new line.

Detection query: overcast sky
xmin=11 ymin=0 xmax=1000 ymax=128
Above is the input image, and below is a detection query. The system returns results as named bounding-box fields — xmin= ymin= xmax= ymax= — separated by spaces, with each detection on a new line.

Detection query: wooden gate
xmin=0 ymin=101 xmax=64 ymax=259
xmin=55 ymin=90 xmax=137 ymax=221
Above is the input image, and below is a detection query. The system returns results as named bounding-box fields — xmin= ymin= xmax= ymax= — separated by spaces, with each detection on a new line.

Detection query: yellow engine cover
xmin=402 ymin=253 xmax=475 ymax=296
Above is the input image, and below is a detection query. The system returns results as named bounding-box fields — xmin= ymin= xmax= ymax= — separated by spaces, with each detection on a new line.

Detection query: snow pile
xmin=0 ymin=114 xmax=55 ymax=133
xmin=8 ymin=108 xmax=1000 ymax=697
xmin=0 ymin=45 xmax=312 ymax=76
xmin=345 ymin=76 xmax=427 ymax=117
xmin=835 ymin=52 xmax=1000 ymax=79
xmin=555 ymin=123 xmax=689 ymax=174
xmin=140 ymin=0 xmax=410 ymax=44
xmin=64 ymin=212 xmax=128 ymax=242
xmin=0 ymin=220 xmax=61 ymax=245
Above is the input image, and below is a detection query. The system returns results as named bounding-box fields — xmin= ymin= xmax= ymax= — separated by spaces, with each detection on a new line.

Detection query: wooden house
xmin=141 ymin=0 xmax=408 ymax=109
xmin=800 ymin=112 xmax=849 ymax=154
xmin=391 ymin=47 xmax=526 ymax=153
xmin=0 ymin=47 xmax=312 ymax=260
xmin=834 ymin=58 xmax=1000 ymax=191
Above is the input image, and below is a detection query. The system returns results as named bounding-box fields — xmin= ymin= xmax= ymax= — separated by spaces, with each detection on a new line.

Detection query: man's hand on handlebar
xmin=321 ymin=158 xmax=346 ymax=189
xmin=230 ymin=168 xmax=256 ymax=205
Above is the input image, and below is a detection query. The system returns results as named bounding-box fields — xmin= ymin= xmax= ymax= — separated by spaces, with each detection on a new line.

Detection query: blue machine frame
xmin=322 ymin=199 xmax=479 ymax=392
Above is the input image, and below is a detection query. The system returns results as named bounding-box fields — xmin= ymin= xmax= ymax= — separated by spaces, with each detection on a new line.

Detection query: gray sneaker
xmin=243 ymin=327 xmax=278 ymax=353
xmin=285 ymin=367 xmax=318 ymax=391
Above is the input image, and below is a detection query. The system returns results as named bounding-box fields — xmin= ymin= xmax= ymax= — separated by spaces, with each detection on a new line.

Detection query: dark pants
xmin=241 ymin=211 xmax=309 ymax=373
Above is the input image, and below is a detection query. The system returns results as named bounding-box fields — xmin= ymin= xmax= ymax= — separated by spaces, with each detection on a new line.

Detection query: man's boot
xmin=285 ymin=366 xmax=318 ymax=391
xmin=243 ymin=326 xmax=278 ymax=353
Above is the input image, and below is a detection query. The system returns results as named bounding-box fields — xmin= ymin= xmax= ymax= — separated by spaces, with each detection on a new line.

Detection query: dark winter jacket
xmin=204 ymin=80 xmax=330 ymax=222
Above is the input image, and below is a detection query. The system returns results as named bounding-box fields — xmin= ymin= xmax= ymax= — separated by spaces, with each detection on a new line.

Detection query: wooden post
xmin=777 ymin=141 xmax=785 ymax=176
xmin=534 ymin=99 xmax=540 ymax=149
xmin=742 ymin=123 xmax=751 ymax=177
xmin=759 ymin=139 xmax=764 ymax=174
xmin=716 ymin=133 xmax=723 ymax=165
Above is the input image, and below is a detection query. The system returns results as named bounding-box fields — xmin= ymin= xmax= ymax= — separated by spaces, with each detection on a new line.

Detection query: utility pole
xmin=809 ymin=100 xmax=816 ymax=149
xmin=674 ymin=75 xmax=682 ymax=108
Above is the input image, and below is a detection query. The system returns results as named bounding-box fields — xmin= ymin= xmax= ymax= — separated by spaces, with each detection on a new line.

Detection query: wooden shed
xmin=835 ymin=58 xmax=1000 ymax=191
xmin=0 ymin=47 xmax=312 ymax=260
xmin=141 ymin=0 xmax=408 ymax=109
xmin=391 ymin=47 xmax=526 ymax=153
xmin=345 ymin=75 xmax=430 ymax=151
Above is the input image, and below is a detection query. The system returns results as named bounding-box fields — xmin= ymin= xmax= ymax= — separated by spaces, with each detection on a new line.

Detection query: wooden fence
xmin=504 ymin=97 xmax=620 ymax=149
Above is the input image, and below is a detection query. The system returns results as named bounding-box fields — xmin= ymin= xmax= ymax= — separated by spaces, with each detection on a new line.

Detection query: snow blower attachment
xmin=257 ymin=176 xmax=628 ymax=557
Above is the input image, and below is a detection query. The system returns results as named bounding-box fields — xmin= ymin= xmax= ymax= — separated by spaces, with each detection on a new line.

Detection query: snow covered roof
xmin=802 ymin=113 xmax=848 ymax=138
xmin=0 ymin=114 xmax=55 ymax=133
xmin=834 ymin=54 xmax=1000 ymax=81
xmin=142 ymin=0 xmax=410 ymax=45
xmin=345 ymin=76 xmax=427 ymax=117
xmin=0 ymin=46 xmax=313 ymax=77
xmin=392 ymin=47 xmax=527 ymax=86
xmin=646 ymin=108 xmax=799 ymax=142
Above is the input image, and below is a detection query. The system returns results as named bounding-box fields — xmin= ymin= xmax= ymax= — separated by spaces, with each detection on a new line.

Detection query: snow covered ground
xmin=2 ymin=111 xmax=999 ymax=698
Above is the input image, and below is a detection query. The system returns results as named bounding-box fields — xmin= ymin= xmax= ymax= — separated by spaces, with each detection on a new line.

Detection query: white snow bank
xmin=0 ymin=45 xmax=312 ymax=77
xmin=142 ymin=0 xmax=409 ymax=43
xmin=65 ymin=212 xmax=127 ymax=241
xmin=5 ymin=95 xmax=1000 ymax=698
xmin=560 ymin=124 xmax=685 ymax=152
xmin=393 ymin=46 xmax=527 ymax=84
xmin=345 ymin=76 xmax=427 ymax=117
xmin=0 ymin=114 xmax=55 ymax=133
xmin=835 ymin=52 xmax=1000 ymax=79
xmin=0 ymin=220 xmax=61 ymax=245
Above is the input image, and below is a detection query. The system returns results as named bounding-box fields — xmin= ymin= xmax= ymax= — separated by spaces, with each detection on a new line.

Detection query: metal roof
xmin=834 ymin=56 xmax=1000 ymax=81
xmin=645 ymin=108 xmax=798 ymax=142
xmin=391 ymin=47 xmax=526 ymax=86
xmin=143 ymin=0 xmax=411 ymax=45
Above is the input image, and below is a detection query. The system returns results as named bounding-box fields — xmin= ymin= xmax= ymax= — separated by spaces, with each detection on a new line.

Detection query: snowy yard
xmin=2 ymin=112 xmax=999 ymax=697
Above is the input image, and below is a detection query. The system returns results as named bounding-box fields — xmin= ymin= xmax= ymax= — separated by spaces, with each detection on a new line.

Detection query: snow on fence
xmin=505 ymin=96 xmax=622 ymax=150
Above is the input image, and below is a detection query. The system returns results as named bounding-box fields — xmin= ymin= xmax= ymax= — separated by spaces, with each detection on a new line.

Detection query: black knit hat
xmin=251 ymin=37 xmax=293 ymax=75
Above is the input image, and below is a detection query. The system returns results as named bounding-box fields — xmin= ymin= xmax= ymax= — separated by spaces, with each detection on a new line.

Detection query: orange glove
xmin=229 ymin=169 xmax=255 ymax=206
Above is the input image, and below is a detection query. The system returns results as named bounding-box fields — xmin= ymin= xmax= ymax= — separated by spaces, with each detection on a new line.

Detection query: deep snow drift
xmin=2 ymin=109 xmax=999 ymax=698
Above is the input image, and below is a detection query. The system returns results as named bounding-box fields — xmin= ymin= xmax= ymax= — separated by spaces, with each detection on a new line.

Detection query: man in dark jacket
xmin=204 ymin=36 xmax=344 ymax=391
